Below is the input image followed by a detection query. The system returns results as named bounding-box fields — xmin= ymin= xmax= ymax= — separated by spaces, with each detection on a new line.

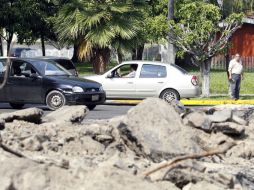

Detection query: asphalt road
xmin=0 ymin=103 xmax=134 ymax=120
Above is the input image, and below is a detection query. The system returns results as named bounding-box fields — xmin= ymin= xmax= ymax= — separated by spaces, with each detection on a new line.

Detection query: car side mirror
xmin=30 ymin=73 xmax=39 ymax=78
xmin=107 ymin=72 xmax=113 ymax=78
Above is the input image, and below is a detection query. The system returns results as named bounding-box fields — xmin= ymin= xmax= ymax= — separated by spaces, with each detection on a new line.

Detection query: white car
xmin=85 ymin=61 xmax=201 ymax=102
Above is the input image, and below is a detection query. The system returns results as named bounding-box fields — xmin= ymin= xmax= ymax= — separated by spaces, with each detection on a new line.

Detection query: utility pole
xmin=166 ymin=0 xmax=175 ymax=64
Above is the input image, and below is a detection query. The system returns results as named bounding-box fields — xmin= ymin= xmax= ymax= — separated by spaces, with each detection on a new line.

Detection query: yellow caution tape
xmin=108 ymin=100 xmax=142 ymax=104
xmin=181 ymin=100 xmax=254 ymax=105
xmin=108 ymin=99 xmax=254 ymax=105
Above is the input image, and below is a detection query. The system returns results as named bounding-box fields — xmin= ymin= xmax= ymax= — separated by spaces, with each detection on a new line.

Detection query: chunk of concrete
xmin=43 ymin=105 xmax=88 ymax=124
xmin=211 ymin=122 xmax=245 ymax=136
xmin=118 ymin=98 xmax=203 ymax=161
xmin=184 ymin=111 xmax=211 ymax=131
xmin=208 ymin=110 xmax=232 ymax=123
xmin=0 ymin=108 xmax=43 ymax=123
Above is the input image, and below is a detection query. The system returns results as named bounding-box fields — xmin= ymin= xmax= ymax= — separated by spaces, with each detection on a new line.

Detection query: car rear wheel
xmin=87 ymin=105 xmax=96 ymax=110
xmin=9 ymin=103 xmax=25 ymax=109
xmin=160 ymin=89 xmax=180 ymax=103
xmin=46 ymin=90 xmax=66 ymax=110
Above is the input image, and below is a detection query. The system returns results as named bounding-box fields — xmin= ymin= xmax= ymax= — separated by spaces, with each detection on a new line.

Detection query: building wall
xmin=230 ymin=23 xmax=254 ymax=56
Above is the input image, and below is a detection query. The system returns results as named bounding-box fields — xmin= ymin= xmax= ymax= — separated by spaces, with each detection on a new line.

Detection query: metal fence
xmin=211 ymin=55 xmax=254 ymax=72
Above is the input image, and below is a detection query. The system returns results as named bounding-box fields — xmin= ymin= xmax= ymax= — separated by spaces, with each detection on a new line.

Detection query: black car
xmin=0 ymin=58 xmax=106 ymax=110
xmin=35 ymin=56 xmax=78 ymax=76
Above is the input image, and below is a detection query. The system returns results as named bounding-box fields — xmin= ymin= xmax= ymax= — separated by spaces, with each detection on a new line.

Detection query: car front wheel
xmin=160 ymin=89 xmax=180 ymax=103
xmin=46 ymin=90 xmax=66 ymax=110
xmin=9 ymin=103 xmax=25 ymax=109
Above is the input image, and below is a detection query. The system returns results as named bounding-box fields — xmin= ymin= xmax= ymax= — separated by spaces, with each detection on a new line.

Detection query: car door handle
xmin=127 ymin=82 xmax=134 ymax=84
xmin=158 ymin=82 xmax=164 ymax=84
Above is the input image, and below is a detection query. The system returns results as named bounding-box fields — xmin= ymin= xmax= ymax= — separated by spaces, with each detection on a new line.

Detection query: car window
xmin=10 ymin=61 xmax=37 ymax=77
xmin=22 ymin=63 xmax=37 ymax=75
xmin=30 ymin=60 xmax=71 ymax=76
xmin=54 ymin=59 xmax=75 ymax=70
xmin=0 ymin=60 xmax=7 ymax=75
xmin=111 ymin=64 xmax=138 ymax=78
xmin=11 ymin=61 xmax=27 ymax=77
xmin=140 ymin=64 xmax=167 ymax=78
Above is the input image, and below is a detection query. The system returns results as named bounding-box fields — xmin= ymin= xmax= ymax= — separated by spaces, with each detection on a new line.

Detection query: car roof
xmin=12 ymin=47 xmax=31 ymax=50
xmin=0 ymin=56 xmax=16 ymax=59
xmin=121 ymin=60 xmax=173 ymax=66
xmin=34 ymin=56 xmax=71 ymax=60
xmin=0 ymin=57 xmax=56 ymax=65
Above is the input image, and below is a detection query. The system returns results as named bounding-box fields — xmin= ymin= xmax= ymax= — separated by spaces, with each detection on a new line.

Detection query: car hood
xmin=47 ymin=76 xmax=102 ymax=88
xmin=84 ymin=75 xmax=104 ymax=82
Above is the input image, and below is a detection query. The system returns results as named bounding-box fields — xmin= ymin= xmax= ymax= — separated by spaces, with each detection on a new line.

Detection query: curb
xmin=107 ymin=99 xmax=254 ymax=105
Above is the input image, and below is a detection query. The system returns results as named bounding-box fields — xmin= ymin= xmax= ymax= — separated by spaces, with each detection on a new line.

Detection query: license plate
xmin=92 ymin=95 xmax=99 ymax=101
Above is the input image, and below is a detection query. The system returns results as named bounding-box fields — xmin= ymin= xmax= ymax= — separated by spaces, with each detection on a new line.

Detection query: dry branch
xmin=0 ymin=143 xmax=24 ymax=157
xmin=144 ymin=141 xmax=236 ymax=177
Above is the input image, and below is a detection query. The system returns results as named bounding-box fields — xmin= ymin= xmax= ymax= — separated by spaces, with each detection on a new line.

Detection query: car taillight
xmin=191 ymin=75 xmax=198 ymax=86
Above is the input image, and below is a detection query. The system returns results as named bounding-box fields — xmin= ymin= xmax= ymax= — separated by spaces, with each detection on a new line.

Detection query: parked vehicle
xmin=36 ymin=56 xmax=78 ymax=76
xmin=10 ymin=48 xmax=33 ymax=57
xmin=0 ymin=58 xmax=105 ymax=110
xmin=85 ymin=61 xmax=200 ymax=102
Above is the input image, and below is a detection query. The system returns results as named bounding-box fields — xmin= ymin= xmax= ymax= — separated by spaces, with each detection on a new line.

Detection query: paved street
xmin=0 ymin=103 xmax=134 ymax=120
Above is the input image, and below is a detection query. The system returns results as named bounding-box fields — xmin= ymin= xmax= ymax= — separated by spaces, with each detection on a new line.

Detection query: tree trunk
xmin=225 ymin=48 xmax=231 ymax=96
xmin=137 ymin=44 xmax=144 ymax=60
xmin=132 ymin=48 xmax=137 ymax=60
xmin=41 ymin=34 xmax=46 ymax=56
xmin=117 ymin=48 xmax=123 ymax=64
xmin=91 ymin=47 xmax=111 ymax=74
xmin=6 ymin=33 xmax=13 ymax=56
xmin=72 ymin=43 xmax=80 ymax=63
xmin=201 ymin=59 xmax=211 ymax=97
xmin=132 ymin=44 xmax=144 ymax=60
xmin=167 ymin=0 xmax=176 ymax=64
xmin=0 ymin=36 xmax=3 ymax=56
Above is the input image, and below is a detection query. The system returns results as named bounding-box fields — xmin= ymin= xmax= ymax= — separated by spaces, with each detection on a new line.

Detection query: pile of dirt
xmin=0 ymin=100 xmax=254 ymax=190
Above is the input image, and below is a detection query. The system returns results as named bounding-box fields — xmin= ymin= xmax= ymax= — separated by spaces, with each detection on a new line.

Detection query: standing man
xmin=228 ymin=54 xmax=244 ymax=100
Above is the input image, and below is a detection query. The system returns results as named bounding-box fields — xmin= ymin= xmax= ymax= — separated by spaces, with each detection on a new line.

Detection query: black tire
xmin=9 ymin=103 xmax=25 ymax=109
xmin=159 ymin=89 xmax=180 ymax=103
xmin=46 ymin=90 xmax=66 ymax=110
xmin=87 ymin=105 xmax=96 ymax=110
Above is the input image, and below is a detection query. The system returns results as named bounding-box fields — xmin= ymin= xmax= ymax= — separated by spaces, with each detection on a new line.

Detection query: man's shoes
xmin=230 ymin=97 xmax=238 ymax=101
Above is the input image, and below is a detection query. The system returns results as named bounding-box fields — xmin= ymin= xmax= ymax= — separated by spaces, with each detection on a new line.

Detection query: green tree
xmin=0 ymin=0 xmax=21 ymax=54
xmin=16 ymin=0 xmax=58 ymax=56
xmin=168 ymin=1 xmax=243 ymax=97
xmin=0 ymin=0 xmax=58 ymax=55
xmin=54 ymin=0 xmax=142 ymax=74
xmin=222 ymin=0 xmax=254 ymax=17
xmin=144 ymin=0 xmax=169 ymax=43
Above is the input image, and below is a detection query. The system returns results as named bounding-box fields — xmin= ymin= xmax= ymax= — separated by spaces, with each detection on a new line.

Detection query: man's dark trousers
xmin=231 ymin=74 xmax=241 ymax=99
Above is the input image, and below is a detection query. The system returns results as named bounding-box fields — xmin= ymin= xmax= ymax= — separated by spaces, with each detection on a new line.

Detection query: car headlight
xmin=72 ymin=86 xmax=84 ymax=93
xmin=99 ymin=86 xmax=104 ymax=91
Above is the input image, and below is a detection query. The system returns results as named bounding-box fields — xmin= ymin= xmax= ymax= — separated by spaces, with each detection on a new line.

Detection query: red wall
xmin=230 ymin=23 xmax=254 ymax=57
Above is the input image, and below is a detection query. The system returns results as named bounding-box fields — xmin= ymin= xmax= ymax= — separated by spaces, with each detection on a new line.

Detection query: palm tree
xmin=54 ymin=0 xmax=143 ymax=74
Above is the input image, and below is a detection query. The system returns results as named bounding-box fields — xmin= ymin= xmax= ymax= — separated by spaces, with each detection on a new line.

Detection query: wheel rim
xmin=49 ymin=94 xmax=64 ymax=108
xmin=162 ymin=91 xmax=177 ymax=103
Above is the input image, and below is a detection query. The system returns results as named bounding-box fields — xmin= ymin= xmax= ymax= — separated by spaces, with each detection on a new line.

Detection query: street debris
xmin=0 ymin=98 xmax=254 ymax=190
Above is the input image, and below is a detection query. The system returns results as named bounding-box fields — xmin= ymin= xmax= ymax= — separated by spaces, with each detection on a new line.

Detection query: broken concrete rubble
xmin=0 ymin=99 xmax=254 ymax=190
xmin=43 ymin=105 xmax=88 ymax=124
xmin=0 ymin=108 xmax=43 ymax=123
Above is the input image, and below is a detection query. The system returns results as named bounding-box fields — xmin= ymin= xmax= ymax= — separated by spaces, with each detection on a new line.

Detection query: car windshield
xmin=54 ymin=59 xmax=75 ymax=70
xmin=30 ymin=60 xmax=71 ymax=76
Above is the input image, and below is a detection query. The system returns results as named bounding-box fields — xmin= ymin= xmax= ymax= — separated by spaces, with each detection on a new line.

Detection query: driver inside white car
xmin=123 ymin=64 xmax=138 ymax=78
